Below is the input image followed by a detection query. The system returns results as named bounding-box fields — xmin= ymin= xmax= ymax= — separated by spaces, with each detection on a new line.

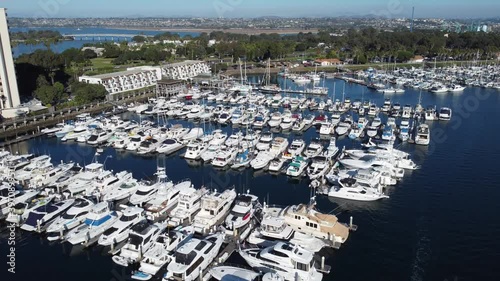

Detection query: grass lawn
xmin=84 ymin=58 xmax=149 ymax=76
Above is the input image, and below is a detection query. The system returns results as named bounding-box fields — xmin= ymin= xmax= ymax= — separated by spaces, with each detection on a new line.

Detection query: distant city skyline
xmin=3 ymin=0 xmax=500 ymax=19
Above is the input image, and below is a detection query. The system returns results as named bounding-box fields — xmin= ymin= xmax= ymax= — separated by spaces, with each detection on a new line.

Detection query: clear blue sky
xmin=3 ymin=0 xmax=499 ymax=18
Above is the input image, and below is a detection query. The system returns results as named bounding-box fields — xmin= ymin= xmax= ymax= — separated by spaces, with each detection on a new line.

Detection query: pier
xmin=0 ymin=89 xmax=156 ymax=147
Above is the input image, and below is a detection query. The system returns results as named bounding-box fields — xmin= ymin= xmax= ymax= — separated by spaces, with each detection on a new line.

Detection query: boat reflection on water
xmin=185 ymin=159 xmax=203 ymax=167
xmin=326 ymin=196 xmax=388 ymax=213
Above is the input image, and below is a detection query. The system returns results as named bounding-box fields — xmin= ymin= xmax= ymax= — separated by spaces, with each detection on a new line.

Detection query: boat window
xmin=120 ymin=214 xmax=138 ymax=222
xmin=195 ymin=241 xmax=207 ymax=251
xmin=61 ymin=213 xmax=76 ymax=220
xmin=296 ymin=262 xmax=309 ymax=271
xmin=186 ymin=256 xmax=205 ymax=277
xmin=103 ymin=227 xmax=119 ymax=236
xmin=270 ymin=249 xmax=289 ymax=258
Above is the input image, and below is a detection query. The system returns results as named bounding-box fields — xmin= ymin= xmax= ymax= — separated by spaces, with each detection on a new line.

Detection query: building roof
xmin=82 ymin=67 xmax=159 ymax=80
xmin=315 ymin=58 xmax=342 ymax=63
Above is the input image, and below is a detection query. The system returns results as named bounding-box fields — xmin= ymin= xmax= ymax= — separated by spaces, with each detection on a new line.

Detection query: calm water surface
xmin=1 ymin=78 xmax=500 ymax=281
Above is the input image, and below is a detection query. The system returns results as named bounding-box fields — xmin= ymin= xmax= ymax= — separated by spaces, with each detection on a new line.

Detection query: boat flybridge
xmin=46 ymin=197 xmax=95 ymax=241
xmin=283 ymin=199 xmax=350 ymax=248
xmin=225 ymin=192 xmax=261 ymax=230
xmin=163 ymin=231 xmax=225 ymax=281
xmin=98 ymin=206 xmax=145 ymax=247
xmin=239 ymin=242 xmax=324 ymax=281
xmin=193 ymin=188 xmax=237 ymax=234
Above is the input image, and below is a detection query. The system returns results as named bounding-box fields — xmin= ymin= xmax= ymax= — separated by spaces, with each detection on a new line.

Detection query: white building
xmin=78 ymin=61 xmax=210 ymax=96
xmin=79 ymin=66 xmax=162 ymax=95
xmin=0 ymin=8 xmax=21 ymax=118
xmin=161 ymin=60 xmax=210 ymax=80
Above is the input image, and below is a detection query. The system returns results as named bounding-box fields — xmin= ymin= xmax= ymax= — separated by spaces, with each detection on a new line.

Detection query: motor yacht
xmin=112 ymin=221 xmax=166 ymax=267
xmin=129 ymin=168 xmax=172 ymax=206
xmin=303 ymin=139 xmax=323 ymax=158
xmin=168 ymin=187 xmax=208 ymax=227
xmin=98 ymin=206 xmax=145 ymax=246
xmin=225 ymin=192 xmax=261 ymax=230
xmin=65 ymin=202 xmax=121 ymax=245
xmin=212 ymin=147 xmax=238 ymax=168
xmin=156 ymin=139 xmax=185 ymax=155
xmin=286 ymin=156 xmax=309 ymax=177
xmin=144 ymin=180 xmax=192 ymax=221
xmin=46 ymin=197 xmax=95 ymax=241
xmin=439 ymin=107 xmax=452 ymax=121
xmin=307 ymin=155 xmax=332 ymax=180
xmin=134 ymin=226 xmax=195 ymax=280
xmin=163 ymin=231 xmax=225 ymax=281
xmin=20 ymin=198 xmax=75 ymax=232
xmin=238 ymin=242 xmax=323 ymax=281
xmin=184 ymin=140 xmax=208 ymax=160
xmin=415 ymin=124 xmax=430 ymax=145
xmin=283 ymin=139 xmax=306 ymax=160
xmin=193 ymin=188 xmax=236 ymax=234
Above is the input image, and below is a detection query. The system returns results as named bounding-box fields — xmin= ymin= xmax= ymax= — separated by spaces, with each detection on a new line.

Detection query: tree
xmin=71 ymin=82 xmax=107 ymax=104
xmin=36 ymin=75 xmax=49 ymax=88
xmin=83 ymin=49 xmax=98 ymax=60
xmin=34 ymin=82 xmax=64 ymax=105
xmin=132 ymin=35 xmax=146 ymax=43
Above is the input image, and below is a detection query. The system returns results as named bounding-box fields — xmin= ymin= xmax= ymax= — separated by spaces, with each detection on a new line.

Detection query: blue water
xmin=11 ymin=27 xmax=201 ymax=57
xmin=2 ymin=78 xmax=500 ymax=281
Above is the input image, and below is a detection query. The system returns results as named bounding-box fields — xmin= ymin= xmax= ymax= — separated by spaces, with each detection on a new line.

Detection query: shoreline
xmin=13 ymin=26 xmax=319 ymax=35
xmin=102 ymin=26 xmax=319 ymax=35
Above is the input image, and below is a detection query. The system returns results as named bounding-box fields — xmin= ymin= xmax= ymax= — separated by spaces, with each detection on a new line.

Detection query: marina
xmin=1 ymin=68 xmax=500 ymax=281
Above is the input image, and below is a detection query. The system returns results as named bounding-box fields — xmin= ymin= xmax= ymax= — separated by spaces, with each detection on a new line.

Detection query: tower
xmin=410 ymin=7 xmax=415 ymax=33
xmin=0 ymin=8 xmax=20 ymax=113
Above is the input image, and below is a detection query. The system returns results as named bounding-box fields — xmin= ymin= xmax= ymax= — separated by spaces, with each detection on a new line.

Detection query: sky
xmin=2 ymin=0 xmax=499 ymax=18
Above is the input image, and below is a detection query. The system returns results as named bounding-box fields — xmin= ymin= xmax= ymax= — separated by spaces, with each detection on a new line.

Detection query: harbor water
xmin=11 ymin=27 xmax=201 ymax=57
xmin=1 ymin=77 xmax=500 ymax=281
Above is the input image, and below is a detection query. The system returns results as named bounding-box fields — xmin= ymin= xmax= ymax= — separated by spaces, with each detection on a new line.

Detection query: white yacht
xmin=193 ymin=188 xmax=237 ymax=234
xmin=156 ymin=139 xmax=185 ymax=155
xmin=210 ymin=266 xmax=260 ymax=281
xmin=225 ymin=193 xmax=260 ymax=230
xmin=46 ymin=197 xmax=94 ymax=241
xmin=182 ymin=128 xmax=204 ymax=142
xmin=20 ymin=199 xmax=75 ymax=232
xmin=307 ymin=155 xmax=332 ymax=180
xmin=425 ymin=106 xmax=438 ymax=121
xmin=304 ymin=139 xmax=323 ymax=158
xmin=200 ymin=144 xmax=223 ymax=163
xmin=399 ymin=120 xmax=410 ymax=142
xmin=209 ymin=130 xmax=228 ymax=146
xmin=168 ymin=187 xmax=208 ymax=227
xmin=283 ymin=200 xmax=350 ymax=246
xmin=129 ymin=168 xmax=172 ymax=206
xmin=126 ymin=134 xmax=147 ymax=151
xmin=280 ymin=115 xmax=293 ymax=130
xmin=134 ymin=226 xmax=195 ymax=280
xmin=102 ymin=177 xmax=140 ymax=202
xmin=184 ymin=140 xmax=208 ymax=160
xmin=247 ymin=205 xmax=294 ymax=247
xmin=322 ymin=137 xmax=339 ymax=159
xmin=319 ymin=122 xmax=334 ymax=135
xmin=415 ymin=124 xmax=430 ymax=146
xmin=65 ymin=202 xmax=121 ymax=245
xmin=268 ymin=112 xmax=282 ymax=128
xmin=112 ymin=222 xmax=166 ymax=267
xmin=439 ymin=107 xmax=452 ymax=121
xmin=144 ymin=180 xmax=192 ymax=221
xmin=239 ymin=242 xmax=323 ymax=281
xmin=286 ymin=156 xmax=309 ymax=177
xmin=98 ymin=206 xmax=145 ymax=246
xmin=366 ymin=125 xmax=378 ymax=138
xmin=87 ymin=129 xmax=112 ymax=145
xmin=283 ymin=139 xmax=306 ymax=160
xmin=137 ymin=138 xmax=163 ymax=155
xmin=256 ymin=131 xmax=273 ymax=151
xmin=225 ymin=132 xmax=244 ymax=147
xmin=65 ymin=163 xmax=105 ymax=197
xmin=5 ymin=194 xmax=54 ymax=226
xmin=212 ymin=147 xmax=238 ymax=168
xmin=328 ymin=177 xmax=389 ymax=201
xmin=0 ymin=187 xmax=38 ymax=220
xmin=267 ymin=158 xmax=287 ymax=174
xmin=163 ymin=231 xmax=225 ymax=281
